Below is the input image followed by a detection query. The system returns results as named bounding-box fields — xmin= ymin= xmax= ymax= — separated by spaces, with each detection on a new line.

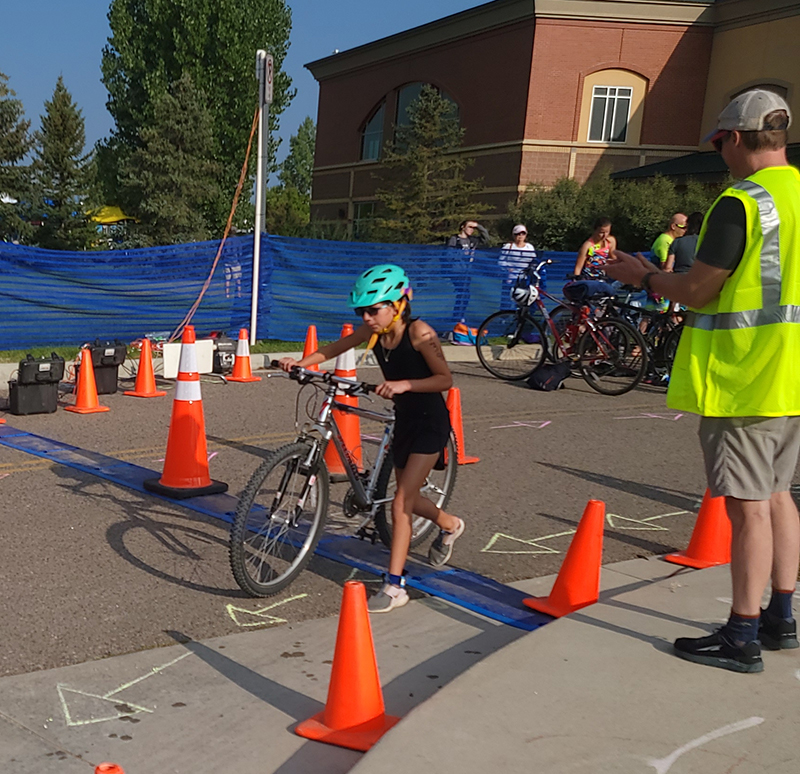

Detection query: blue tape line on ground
xmin=0 ymin=424 xmax=550 ymax=630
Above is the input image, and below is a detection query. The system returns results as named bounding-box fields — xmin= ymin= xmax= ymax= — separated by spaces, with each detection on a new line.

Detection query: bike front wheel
xmin=373 ymin=432 xmax=459 ymax=549
xmin=577 ymin=319 xmax=647 ymax=396
xmin=229 ymin=442 xmax=329 ymax=597
xmin=476 ymin=309 xmax=546 ymax=380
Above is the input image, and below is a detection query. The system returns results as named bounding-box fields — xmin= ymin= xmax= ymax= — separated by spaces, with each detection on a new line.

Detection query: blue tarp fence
xmin=0 ymin=235 xmax=578 ymax=349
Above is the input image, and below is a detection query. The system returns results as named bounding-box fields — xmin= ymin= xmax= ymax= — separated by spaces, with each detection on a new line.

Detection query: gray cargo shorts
xmin=699 ymin=415 xmax=800 ymax=500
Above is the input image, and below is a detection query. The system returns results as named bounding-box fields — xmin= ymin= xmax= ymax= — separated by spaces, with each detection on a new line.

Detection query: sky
xmin=2 ymin=0 xmax=487 ymax=169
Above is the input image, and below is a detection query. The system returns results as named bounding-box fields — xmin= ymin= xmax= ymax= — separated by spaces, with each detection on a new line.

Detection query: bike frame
xmin=296 ymin=377 xmax=397 ymax=532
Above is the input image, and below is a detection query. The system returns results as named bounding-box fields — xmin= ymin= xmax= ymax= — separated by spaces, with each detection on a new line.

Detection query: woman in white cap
xmin=499 ymin=224 xmax=537 ymax=305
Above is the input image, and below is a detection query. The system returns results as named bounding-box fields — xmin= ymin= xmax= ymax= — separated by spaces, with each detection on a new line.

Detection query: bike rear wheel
xmin=373 ymin=433 xmax=458 ymax=549
xmin=577 ymin=319 xmax=647 ymax=395
xmin=476 ymin=309 xmax=546 ymax=380
xmin=230 ymin=442 xmax=329 ymax=597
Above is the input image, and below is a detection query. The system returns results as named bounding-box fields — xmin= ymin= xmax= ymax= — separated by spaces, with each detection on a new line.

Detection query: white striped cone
xmin=325 ymin=323 xmax=362 ymax=475
xmin=143 ymin=325 xmax=228 ymax=499
xmin=228 ymin=328 xmax=261 ymax=382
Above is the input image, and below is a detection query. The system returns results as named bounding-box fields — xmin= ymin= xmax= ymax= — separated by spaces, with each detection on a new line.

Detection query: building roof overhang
xmin=305 ymin=0 xmax=719 ymax=81
xmin=610 ymin=142 xmax=800 ymax=182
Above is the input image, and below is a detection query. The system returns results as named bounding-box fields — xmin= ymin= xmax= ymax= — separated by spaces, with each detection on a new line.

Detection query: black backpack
xmin=526 ymin=360 xmax=571 ymax=391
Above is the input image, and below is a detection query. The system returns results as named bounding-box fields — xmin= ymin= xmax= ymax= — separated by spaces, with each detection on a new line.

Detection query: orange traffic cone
xmin=664 ymin=489 xmax=731 ymax=568
xmin=523 ymin=499 xmax=605 ymax=617
xmin=95 ymin=765 xmax=125 ymax=774
xmin=124 ymin=338 xmax=166 ymax=398
xmin=296 ymin=581 xmax=400 ymax=751
xmin=325 ymin=324 xmax=362 ymax=478
xmin=143 ymin=326 xmax=228 ymax=500
xmin=65 ymin=348 xmax=110 ymax=414
xmin=446 ymin=388 xmax=479 ymax=464
xmin=303 ymin=325 xmax=320 ymax=372
xmin=0 ymin=417 xmax=5 ymax=424
xmin=227 ymin=328 xmax=262 ymax=383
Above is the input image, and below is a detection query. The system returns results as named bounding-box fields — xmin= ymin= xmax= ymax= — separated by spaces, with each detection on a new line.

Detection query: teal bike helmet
xmin=348 ymin=264 xmax=411 ymax=308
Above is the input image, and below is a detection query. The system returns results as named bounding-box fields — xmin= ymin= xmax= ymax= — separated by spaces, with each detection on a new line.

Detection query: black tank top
xmin=374 ymin=321 xmax=450 ymax=422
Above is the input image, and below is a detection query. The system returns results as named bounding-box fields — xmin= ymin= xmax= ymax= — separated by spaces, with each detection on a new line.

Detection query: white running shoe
xmin=368 ymin=583 xmax=409 ymax=613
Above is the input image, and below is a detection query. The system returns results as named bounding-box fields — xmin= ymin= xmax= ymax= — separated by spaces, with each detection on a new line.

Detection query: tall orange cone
xmin=665 ymin=489 xmax=731 ymax=568
xmin=523 ymin=499 xmax=605 ymax=617
xmin=144 ymin=326 xmax=227 ymax=500
xmin=303 ymin=325 xmax=320 ymax=372
xmin=325 ymin=324 xmax=362 ymax=478
xmin=65 ymin=348 xmax=110 ymax=414
xmin=446 ymin=388 xmax=479 ymax=464
xmin=124 ymin=338 xmax=166 ymax=398
xmin=296 ymin=581 xmax=400 ymax=751
xmin=227 ymin=328 xmax=262 ymax=382
xmin=95 ymin=765 xmax=125 ymax=774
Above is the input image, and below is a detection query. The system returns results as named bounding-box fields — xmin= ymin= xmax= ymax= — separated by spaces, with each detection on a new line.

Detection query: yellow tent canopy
xmin=89 ymin=205 xmax=137 ymax=224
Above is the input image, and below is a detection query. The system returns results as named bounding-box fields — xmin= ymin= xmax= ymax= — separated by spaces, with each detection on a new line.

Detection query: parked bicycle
xmin=475 ymin=260 xmax=648 ymax=395
xmin=229 ymin=362 xmax=457 ymax=597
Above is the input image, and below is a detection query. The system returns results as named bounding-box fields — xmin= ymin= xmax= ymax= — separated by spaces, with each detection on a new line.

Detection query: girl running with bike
xmin=279 ymin=264 xmax=465 ymax=613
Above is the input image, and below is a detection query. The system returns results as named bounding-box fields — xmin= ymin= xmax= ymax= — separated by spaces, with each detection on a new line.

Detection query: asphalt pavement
xmin=0 ymin=357 xmax=710 ymax=678
xmin=4 ymin=354 xmax=787 ymax=773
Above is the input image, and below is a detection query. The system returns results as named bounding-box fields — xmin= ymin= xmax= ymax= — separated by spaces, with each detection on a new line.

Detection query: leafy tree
xmin=30 ymin=76 xmax=96 ymax=250
xmin=374 ymin=85 xmax=489 ymax=244
xmin=119 ymin=73 xmax=223 ymax=246
xmin=278 ymin=116 xmax=315 ymax=196
xmin=100 ymin=0 xmax=294 ymax=225
xmin=265 ymin=184 xmax=309 ymax=237
xmin=0 ymin=71 xmax=33 ymax=242
xmin=508 ymin=170 xmax=728 ymax=252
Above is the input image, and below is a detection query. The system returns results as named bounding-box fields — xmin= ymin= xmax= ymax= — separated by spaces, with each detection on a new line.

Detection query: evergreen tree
xmin=119 ymin=73 xmax=223 ymax=246
xmin=278 ymin=116 xmax=315 ymax=197
xmin=374 ymin=85 xmax=488 ymax=244
xmin=30 ymin=76 xmax=96 ymax=250
xmin=0 ymin=71 xmax=33 ymax=242
xmin=100 ymin=0 xmax=294 ymax=227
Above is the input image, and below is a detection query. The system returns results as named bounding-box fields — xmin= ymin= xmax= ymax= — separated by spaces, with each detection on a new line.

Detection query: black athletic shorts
xmin=392 ymin=410 xmax=451 ymax=470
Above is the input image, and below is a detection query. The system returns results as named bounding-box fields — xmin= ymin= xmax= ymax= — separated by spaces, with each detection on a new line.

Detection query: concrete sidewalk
xmin=2 ymin=559 xmax=797 ymax=774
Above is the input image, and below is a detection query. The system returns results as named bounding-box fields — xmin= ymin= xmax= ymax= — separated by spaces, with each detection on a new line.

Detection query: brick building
xmin=306 ymin=0 xmax=800 ymax=234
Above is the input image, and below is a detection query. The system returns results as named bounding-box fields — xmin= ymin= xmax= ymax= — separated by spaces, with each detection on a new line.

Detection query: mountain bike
xmin=229 ymin=362 xmax=458 ymax=597
xmin=476 ymin=260 xmax=648 ymax=395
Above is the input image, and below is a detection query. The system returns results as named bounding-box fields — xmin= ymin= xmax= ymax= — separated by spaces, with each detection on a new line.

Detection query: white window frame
xmin=587 ymin=85 xmax=633 ymax=144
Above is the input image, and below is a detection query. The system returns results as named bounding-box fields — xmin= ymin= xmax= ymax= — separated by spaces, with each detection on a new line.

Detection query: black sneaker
xmin=673 ymin=629 xmax=763 ymax=673
xmin=759 ymin=610 xmax=799 ymax=650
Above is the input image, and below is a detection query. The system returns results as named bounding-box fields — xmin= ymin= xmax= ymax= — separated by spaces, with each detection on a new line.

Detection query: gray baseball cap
xmin=704 ymin=89 xmax=792 ymax=144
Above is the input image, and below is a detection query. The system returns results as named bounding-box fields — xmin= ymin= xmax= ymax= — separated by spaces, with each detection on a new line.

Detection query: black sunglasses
xmin=712 ymin=131 xmax=731 ymax=153
xmin=355 ymin=303 xmax=390 ymax=317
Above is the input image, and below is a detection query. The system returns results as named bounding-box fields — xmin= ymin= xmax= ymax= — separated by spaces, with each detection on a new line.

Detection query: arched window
xmin=732 ymin=83 xmax=788 ymax=100
xmin=579 ymin=69 xmax=648 ymax=146
xmin=361 ymin=101 xmax=385 ymax=161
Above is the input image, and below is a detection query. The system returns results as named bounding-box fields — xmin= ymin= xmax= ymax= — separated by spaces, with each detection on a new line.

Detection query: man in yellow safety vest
xmin=606 ymin=89 xmax=800 ymax=673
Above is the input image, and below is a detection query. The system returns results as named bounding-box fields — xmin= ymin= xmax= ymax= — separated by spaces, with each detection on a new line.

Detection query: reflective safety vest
xmin=667 ymin=166 xmax=800 ymax=417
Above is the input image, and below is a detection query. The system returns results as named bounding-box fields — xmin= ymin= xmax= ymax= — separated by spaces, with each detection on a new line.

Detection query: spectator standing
xmin=499 ymin=224 xmax=537 ymax=305
xmin=651 ymin=213 xmax=687 ymax=268
xmin=573 ymin=217 xmax=617 ymax=279
xmin=606 ymin=89 xmax=800 ymax=674
xmin=446 ymin=219 xmax=489 ymax=323
xmin=666 ymin=211 xmax=703 ymax=273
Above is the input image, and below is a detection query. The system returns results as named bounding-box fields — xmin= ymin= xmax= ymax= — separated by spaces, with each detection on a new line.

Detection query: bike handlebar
xmin=269 ymin=360 xmax=377 ymax=395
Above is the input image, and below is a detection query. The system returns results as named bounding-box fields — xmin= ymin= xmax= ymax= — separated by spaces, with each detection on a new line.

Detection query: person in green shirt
xmin=651 ymin=213 xmax=687 ymax=267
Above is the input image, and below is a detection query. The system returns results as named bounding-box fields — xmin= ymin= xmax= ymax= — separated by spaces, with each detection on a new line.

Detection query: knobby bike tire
xmin=577 ymin=318 xmax=648 ymax=396
xmin=229 ymin=442 xmax=329 ymax=597
xmin=373 ymin=432 xmax=459 ymax=549
xmin=475 ymin=309 xmax=547 ymax=381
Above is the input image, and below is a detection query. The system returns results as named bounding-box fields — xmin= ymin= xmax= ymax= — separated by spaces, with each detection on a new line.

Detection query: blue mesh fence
xmin=0 ymin=235 xmax=578 ymax=349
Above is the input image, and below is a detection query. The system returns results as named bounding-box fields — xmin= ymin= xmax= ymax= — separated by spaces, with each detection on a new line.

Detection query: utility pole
xmin=251 ymin=49 xmax=273 ymax=345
